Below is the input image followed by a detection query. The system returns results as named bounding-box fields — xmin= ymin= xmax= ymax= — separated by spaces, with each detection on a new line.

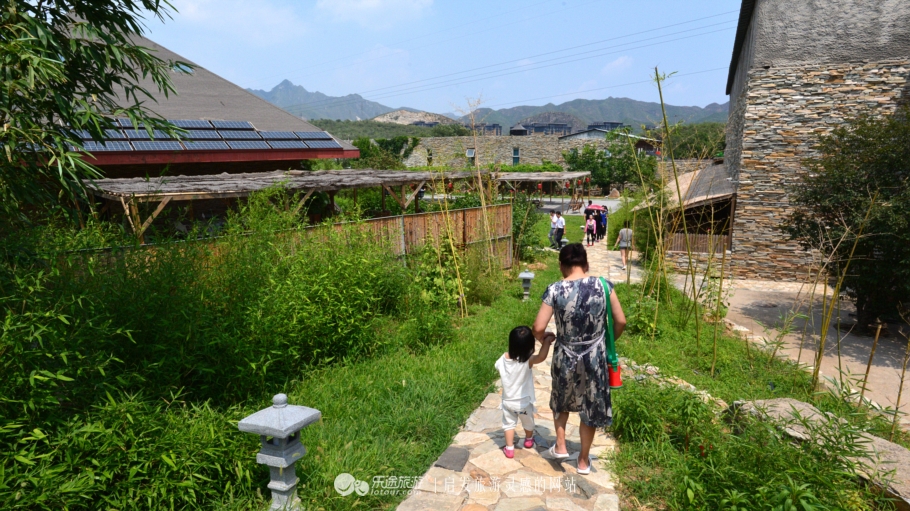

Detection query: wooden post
xmin=381 ymin=185 xmax=386 ymax=213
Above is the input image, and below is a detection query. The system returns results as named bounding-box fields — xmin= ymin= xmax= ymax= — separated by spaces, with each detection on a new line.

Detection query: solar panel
xmin=218 ymin=130 xmax=261 ymax=140
xmin=268 ymin=140 xmax=309 ymax=149
xmin=117 ymin=118 xmax=144 ymax=128
xmin=104 ymin=129 xmax=126 ymax=139
xmin=258 ymin=131 xmax=299 ymax=140
xmin=295 ymin=131 xmax=333 ymax=140
xmin=183 ymin=141 xmax=230 ymax=151
xmin=304 ymin=140 xmax=343 ymax=149
xmin=211 ymin=120 xmax=255 ymax=130
xmin=169 ymin=119 xmax=214 ymax=129
xmin=133 ymin=141 xmax=184 ymax=151
xmin=123 ymin=129 xmax=174 ymax=140
xmin=72 ymin=129 xmax=93 ymax=140
xmin=226 ymin=141 xmax=270 ymax=150
xmin=81 ymin=141 xmax=133 ymax=152
xmin=182 ymin=130 xmax=223 ymax=140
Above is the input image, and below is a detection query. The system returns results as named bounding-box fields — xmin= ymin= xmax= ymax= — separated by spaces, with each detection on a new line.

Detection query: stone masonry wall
xmin=729 ymin=60 xmax=909 ymax=280
xmin=403 ymin=134 xmax=616 ymax=168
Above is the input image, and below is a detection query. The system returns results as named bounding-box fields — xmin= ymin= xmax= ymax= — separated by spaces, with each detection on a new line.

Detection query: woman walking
xmin=614 ymin=221 xmax=633 ymax=271
xmin=585 ymin=214 xmax=596 ymax=247
xmin=532 ymin=244 xmax=626 ymax=474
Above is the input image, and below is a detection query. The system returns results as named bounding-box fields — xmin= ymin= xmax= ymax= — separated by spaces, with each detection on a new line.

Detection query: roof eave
xmin=83 ymin=148 xmax=359 ymax=166
xmin=726 ymin=0 xmax=758 ymax=95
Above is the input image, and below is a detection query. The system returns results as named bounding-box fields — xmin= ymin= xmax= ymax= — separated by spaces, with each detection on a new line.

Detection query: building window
xmin=427 ymin=148 xmax=433 ymax=166
xmin=466 ymin=148 xmax=475 ymax=166
xmin=512 ymin=147 xmax=520 ymax=166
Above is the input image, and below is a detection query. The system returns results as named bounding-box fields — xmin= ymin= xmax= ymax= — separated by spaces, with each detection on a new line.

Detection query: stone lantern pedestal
xmin=239 ymin=394 xmax=321 ymax=511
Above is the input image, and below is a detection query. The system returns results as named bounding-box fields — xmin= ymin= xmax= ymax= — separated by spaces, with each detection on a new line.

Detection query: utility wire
xmin=248 ymin=0 xmax=596 ymax=87
xmin=279 ymin=25 xmax=736 ymax=113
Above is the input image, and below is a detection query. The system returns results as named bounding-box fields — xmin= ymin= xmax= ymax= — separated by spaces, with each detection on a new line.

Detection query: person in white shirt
xmin=495 ymin=326 xmax=554 ymax=458
xmin=548 ymin=211 xmax=558 ymax=248
xmin=553 ymin=212 xmax=566 ymax=249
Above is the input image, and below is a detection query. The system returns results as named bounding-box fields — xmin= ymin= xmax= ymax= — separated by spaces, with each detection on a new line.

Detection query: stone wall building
xmin=404 ymin=133 xmax=655 ymax=168
xmin=725 ymin=0 xmax=910 ymax=280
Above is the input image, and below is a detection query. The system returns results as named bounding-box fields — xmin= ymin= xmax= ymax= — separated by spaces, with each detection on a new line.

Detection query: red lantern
xmin=537 ymin=183 xmax=542 ymax=191
xmin=576 ymin=180 xmax=581 ymax=187
xmin=585 ymin=177 xmax=590 ymax=183
xmin=447 ymin=182 xmax=453 ymax=190
xmin=565 ymin=182 xmax=570 ymax=189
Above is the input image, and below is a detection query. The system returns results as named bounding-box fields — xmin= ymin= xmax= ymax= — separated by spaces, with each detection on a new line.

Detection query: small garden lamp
xmin=518 ymin=268 xmax=535 ymax=301
xmin=238 ymin=393 xmax=321 ymax=511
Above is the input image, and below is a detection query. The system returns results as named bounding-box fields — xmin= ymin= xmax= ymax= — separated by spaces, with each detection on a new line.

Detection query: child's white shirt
xmin=494 ymin=354 xmax=536 ymax=409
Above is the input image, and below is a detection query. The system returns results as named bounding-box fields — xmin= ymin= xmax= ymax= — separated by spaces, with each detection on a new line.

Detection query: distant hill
xmin=464 ymin=97 xmax=728 ymax=129
xmin=247 ymin=80 xmax=396 ymax=121
xmin=249 ymin=80 xmax=728 ymax=128
xmin=372 ymin=109 xmax=457 ymax=125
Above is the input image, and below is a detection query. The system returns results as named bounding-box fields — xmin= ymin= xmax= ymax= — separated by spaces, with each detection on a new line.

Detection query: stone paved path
xmin=397 ymin=240 xmax=621 ymax=511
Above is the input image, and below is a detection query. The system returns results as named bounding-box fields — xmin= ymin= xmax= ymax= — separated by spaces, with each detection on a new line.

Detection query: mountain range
xmin=248 ymin=80 xmax=728 ymax=127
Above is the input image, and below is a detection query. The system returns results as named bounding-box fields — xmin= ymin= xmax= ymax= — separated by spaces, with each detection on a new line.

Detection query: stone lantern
xmin=518 ymin=268 xmax=535 ymax=301
xmin=238 ymin=393 xmax=321 ymax=511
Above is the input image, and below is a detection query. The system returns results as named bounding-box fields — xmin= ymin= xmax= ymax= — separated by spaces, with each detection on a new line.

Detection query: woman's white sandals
xmin=576 ymin=455 xmax=593 ymax=475
xmin=547 ymin=445 xmax=570 ymax=459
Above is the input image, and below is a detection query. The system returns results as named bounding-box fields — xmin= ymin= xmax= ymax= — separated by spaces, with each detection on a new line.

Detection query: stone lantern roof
xmin=238 ymin=394 xmax=321 ymax=438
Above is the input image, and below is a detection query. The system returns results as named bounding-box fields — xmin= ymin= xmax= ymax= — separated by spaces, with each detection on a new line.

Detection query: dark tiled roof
xmin=122 ymin=36 xmax=354 ymax=151
xmin=726 ymin=0 xmax=758 ymax=95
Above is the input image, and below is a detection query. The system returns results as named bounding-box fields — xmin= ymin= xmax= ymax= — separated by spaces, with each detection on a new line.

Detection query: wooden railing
xmin=667 ymin=232 xmax=731 ymax=254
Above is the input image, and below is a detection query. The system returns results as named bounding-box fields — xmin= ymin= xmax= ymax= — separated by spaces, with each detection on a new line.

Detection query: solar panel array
xmin=296 ymin=131 xmax=333 ymax=140
xmin=133 ymin=141 xmax=184 ymax=151
xmin=227 ymin=141 xmax=270 ymax=150
xmin=219 ymin=130 xmax=262 ymax=140
xmin=305 ymin=140 xmax=343 ymax=149
xmin=268 ymin=140 xmax=309 ymax=149
xmin=67 ymin=120 xmax=340 ymax=153
xmin=183 ymin=141 xmax=230 ymax=151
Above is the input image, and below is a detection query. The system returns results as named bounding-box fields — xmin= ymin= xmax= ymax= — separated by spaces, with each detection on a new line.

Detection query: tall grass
xmin=0 ymin=186 xmax=545 ymax=509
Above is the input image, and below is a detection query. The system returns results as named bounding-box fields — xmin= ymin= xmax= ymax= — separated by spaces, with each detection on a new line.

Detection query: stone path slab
xmin=397 ymin=241 xmax=620 ymax=510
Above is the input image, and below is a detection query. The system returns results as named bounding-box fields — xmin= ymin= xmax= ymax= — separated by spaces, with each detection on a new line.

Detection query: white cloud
xmin=168 ymin=0 xmax=306 ymax=46
xmin=600 ymin=56 xmax=633 ymax=75
xmin=315 ymin=0 xmax=433 ymax=28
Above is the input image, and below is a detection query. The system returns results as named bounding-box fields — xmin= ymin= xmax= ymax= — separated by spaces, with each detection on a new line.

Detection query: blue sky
xmin=144 ymin=0 xmax=738 ymax=114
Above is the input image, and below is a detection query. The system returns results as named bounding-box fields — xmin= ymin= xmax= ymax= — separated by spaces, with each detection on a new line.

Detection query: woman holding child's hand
xmin=531 ymin=243 xmax=625 ymax=474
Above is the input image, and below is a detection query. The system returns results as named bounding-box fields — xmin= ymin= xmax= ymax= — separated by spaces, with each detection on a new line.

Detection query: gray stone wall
xmin=729 ymin=59 xmax=910 ymax=280
xmin=750 ymin=0 xmax=910 ymax=70
xmin=404 ymin=135 xmax=616 ymax=169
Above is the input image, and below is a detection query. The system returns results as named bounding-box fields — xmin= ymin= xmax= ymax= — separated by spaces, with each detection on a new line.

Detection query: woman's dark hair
xmin=623 ymin=220 xmax=630 ymax=228
xmin=509 ymin=326 xmax=536 ymax=363
xmin=559 ymin=243 xmax=589 ymax=273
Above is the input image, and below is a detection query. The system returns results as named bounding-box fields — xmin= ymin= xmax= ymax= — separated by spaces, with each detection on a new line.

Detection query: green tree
xmin=0 ymin=1 xmax=189 ymax=220
xmin=785 ymin=107 xmax=910 ymax=327
xmin=564 ymin=130 xmax=657 ymax=191
xmin=662 ymin=122 xmax=726 ymax=159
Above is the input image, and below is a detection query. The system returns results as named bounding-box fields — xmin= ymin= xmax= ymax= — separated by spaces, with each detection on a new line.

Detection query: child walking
xmin=495 ymin=326 xmax=554 ymax=458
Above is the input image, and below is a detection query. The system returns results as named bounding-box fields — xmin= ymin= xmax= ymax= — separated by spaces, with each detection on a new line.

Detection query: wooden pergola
xmin=86 ymin=169 xmax=592 ymax=241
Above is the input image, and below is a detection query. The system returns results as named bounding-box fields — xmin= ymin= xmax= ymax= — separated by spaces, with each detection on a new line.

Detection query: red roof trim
xmin=83 ymin=149 xmax=360 ymax=166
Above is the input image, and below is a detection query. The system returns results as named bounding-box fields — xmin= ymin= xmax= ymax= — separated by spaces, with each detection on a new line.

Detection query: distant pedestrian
xmin=585 ymin=214 xmax=596 ymax=246
xmin=553 ymin=211 xmax=565 ymax=249
xmin=597 ymin=210 xmax=607 ymax=241
xmin=614 ymin=221 xmax=633 ymax=270
xmin=548 ymin=211 xmax=558 ymax=248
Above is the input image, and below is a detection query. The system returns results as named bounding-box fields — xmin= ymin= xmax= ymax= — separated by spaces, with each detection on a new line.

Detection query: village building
xmin=724 ymin=0 xmax=910 ymax=280
xmin=404 ymin=131 xmax=655 ymax=168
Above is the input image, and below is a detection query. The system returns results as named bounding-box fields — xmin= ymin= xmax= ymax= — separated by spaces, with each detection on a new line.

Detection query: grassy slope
xmin=290 ymin=255 xmax=563 ymax=509
xmin=533 ymin=214 xmax=586 ymax=247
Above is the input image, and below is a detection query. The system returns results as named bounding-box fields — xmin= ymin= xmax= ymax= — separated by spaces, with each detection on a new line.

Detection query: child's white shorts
xmin=501 ymin=402 xmax=535 ymax=431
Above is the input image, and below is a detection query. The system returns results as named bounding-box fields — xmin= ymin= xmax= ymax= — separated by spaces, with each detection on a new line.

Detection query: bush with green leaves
xmin=786 ymin=106 xmax=910 ymax=327
xmin=563 ymin=129 xmax=658 ymax=191
xmin=0 ymin=0 xmax=189 ymax=222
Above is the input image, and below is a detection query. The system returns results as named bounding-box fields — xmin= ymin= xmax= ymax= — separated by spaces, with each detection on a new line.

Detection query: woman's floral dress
xmin=542 ymin=276 xmax=613 ymax=428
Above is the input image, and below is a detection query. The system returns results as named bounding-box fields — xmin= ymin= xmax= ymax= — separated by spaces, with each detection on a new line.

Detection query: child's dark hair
xmin=508 ymin=326 xmax=536 ymax=363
